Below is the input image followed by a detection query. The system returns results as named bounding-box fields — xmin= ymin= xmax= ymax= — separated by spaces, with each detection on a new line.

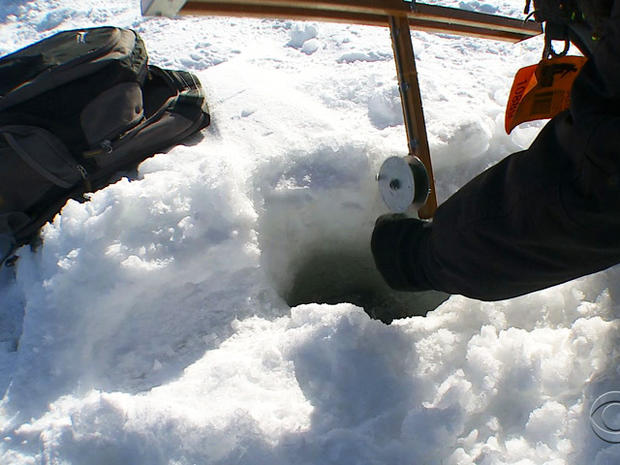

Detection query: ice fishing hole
xmin=261 ymin=240 xmax=448 ymax=323
xmin=256 ymin=154 xmax=448 ymax=323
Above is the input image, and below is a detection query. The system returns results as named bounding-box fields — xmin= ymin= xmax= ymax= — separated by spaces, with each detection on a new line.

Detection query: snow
xmin=1 ymin=0 xmax=620 ymax=464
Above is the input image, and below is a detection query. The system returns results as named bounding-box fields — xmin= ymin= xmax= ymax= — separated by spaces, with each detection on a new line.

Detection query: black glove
xmin=370 ymin=214 xmax=432 ymax=292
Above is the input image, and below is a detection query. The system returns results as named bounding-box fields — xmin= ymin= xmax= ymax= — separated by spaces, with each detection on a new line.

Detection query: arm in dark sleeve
xmin=372 ymin=3 xmax=620 ymax=300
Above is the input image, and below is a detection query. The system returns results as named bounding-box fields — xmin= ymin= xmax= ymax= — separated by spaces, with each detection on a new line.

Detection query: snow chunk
xmin=368 ymin=85 xmax=404 ymax=129
xmin=301 ymin=38 xmax=320 ymax=55
xmin=337 ymin=50 xmax=392 ymax=63
xmin=287 ymin=23 xmax=318 ymax=49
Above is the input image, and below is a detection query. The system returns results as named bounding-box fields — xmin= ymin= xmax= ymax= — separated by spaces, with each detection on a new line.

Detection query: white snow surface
xmin=1 ymin=0 xmax=620 ymax=464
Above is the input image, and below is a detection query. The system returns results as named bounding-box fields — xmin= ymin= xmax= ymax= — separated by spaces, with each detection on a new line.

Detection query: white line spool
xmin=377 ymin=155 xmax=430 ymax=213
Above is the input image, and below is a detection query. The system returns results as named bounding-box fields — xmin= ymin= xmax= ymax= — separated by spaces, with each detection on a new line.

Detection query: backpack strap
xmin=150 ymin=66 xmax=209 ymax=119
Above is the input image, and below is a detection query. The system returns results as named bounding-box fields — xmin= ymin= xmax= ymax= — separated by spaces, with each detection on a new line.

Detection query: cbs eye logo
xmin=590 ymin=391 xmax=620 ymax=443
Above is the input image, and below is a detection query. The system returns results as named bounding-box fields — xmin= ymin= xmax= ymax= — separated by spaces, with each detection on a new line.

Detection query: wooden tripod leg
xmin=389 ymin=14 xmax=437 ymax=219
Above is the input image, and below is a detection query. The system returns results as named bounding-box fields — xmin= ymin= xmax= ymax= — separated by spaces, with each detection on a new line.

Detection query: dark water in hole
xmin=281 ymin=249 xmax=449 ymax=324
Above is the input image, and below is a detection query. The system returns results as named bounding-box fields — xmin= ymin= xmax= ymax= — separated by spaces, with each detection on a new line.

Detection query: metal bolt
xmin=389 ymin=179 xmax=401 ymax=190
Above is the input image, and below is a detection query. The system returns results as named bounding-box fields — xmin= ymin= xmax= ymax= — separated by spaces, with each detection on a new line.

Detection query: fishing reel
xmin=377 ymin=155 xmax=430 ymax=214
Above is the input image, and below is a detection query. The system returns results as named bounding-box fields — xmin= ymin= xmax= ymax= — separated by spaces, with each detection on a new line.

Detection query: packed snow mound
xmin=1 ymin=1 xmax=619 ymax=465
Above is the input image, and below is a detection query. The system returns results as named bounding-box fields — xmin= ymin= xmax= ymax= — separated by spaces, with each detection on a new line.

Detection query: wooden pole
xmin=389 ymin=14 xmax=436 ymax=218
xmin=172 ymin=1 xmax=541 ymax=42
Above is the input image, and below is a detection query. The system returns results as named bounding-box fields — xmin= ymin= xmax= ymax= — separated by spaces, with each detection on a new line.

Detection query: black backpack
xmin=0 ymin=26 xmax=210 ymax=266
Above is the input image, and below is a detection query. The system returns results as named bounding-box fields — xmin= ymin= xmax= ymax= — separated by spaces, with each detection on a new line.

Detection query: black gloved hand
xmin=371 ymin=214 xmax=432 ymax=292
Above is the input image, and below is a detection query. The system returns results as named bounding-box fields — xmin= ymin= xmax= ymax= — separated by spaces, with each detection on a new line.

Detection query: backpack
xmin=0 ymin=26 xmax=211 ymax=266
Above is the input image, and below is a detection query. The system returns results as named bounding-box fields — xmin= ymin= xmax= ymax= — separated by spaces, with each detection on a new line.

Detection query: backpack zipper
xmin=76 ymin=163 xmax=92 ymax=191
xmin=82 ymin=138 xmax=114 ymax=158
